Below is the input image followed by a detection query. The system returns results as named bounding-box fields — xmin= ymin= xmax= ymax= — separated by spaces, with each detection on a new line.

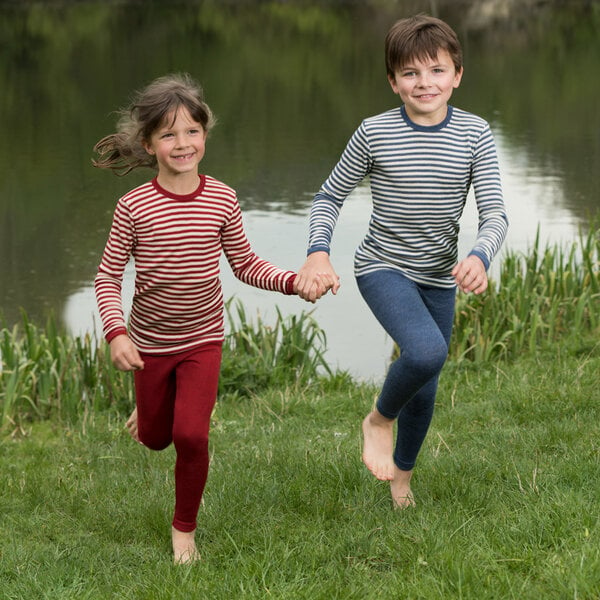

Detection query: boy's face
xmin=388 ymin=49 xmax=463 ymax=126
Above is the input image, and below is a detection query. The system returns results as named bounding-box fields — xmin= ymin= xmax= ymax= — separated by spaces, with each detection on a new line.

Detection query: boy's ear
xmin=387 ymin=73 xmax=400 ymax=94
xmin=453 ymin=67 xmax=464 ymax=88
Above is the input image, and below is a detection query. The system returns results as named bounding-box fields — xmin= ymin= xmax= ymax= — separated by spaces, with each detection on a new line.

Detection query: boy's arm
xmin=469 ymin=124 xmax=508 ymax=268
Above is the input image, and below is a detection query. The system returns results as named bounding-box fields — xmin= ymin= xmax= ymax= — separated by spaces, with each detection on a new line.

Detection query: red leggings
xmin=134 ymin=342 xmax=222 ymax=533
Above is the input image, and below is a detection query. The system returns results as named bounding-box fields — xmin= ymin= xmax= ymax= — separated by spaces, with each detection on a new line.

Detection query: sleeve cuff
xmin=307 ymin=245 xmax=330 ymax=256
xmin=285 ymin=273 xmax=297 ymax=295
xmin=105 ymin=327 xmax=128 ymax=344
xmin=468 ymin=250 xmax=490 ymax=271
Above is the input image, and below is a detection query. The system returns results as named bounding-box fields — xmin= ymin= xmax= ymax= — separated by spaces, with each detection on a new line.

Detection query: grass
xmin=1 ymin=341 xmax=599 ymax=599
xmin=1 ymin=231 xmax=600 ymax=597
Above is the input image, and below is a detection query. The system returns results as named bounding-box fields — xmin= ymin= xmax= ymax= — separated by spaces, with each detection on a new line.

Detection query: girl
xmin=93 ymin=73 xmax=328 ymax=563
xmin=296 ymin=16 xmax=508 ymax=508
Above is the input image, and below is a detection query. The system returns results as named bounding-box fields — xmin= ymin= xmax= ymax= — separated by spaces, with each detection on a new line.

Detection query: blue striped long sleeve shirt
xmin=307 ymin=105 xmax=508 ymax=288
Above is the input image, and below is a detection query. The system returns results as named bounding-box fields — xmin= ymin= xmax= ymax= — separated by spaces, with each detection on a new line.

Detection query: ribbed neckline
xmin=152 ymin=175 xmax=206 ymax=200
xmin=400 ymin=105 xmax=453 ymax=132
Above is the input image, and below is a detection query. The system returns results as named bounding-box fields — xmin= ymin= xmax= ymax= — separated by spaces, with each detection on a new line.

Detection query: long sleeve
xmin=94 ymin=197 xmax=135 ymax=343
xmin=467 ymin=124 xmax=508 ymax=269
xmin=222 ymin=200 xmax=296 ymax=293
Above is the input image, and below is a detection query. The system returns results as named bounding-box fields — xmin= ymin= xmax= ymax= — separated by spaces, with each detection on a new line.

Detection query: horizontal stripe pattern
xmin=308 ymin=106 xmax=508 ymax=288
xmin=95 ymin=175 xmax=295 ymax=353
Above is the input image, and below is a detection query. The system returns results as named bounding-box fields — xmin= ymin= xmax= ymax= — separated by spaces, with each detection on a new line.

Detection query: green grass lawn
xmin=1 ymin=342 xmax=599 ymax=599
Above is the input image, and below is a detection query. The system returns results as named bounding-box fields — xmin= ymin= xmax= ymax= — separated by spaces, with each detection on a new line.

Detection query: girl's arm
xmin=94 ymin=198 xmax=139 ymax=364
xmin=221 ymin=200 xmax=298 ymax=294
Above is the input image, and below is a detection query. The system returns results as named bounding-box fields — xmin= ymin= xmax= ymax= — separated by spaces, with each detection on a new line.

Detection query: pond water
xmin=1 ymin=1 xmax=599 ymax=381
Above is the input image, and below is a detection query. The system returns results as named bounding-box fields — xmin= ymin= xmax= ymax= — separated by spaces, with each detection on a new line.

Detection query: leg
xmin=134 ymin=354 xmax=177 ymax=451
xmin=170 ymin=342 xmax=222 ymax=564
xmin=361 ymin=408 xmax=396 ymax=481
xmin=390 ymin=466 xmax=415 ymax=509
xmin=357 ymin=270 xmax=455 ymax=498
xmin=126 ymin=407 xmax=141 ymax=443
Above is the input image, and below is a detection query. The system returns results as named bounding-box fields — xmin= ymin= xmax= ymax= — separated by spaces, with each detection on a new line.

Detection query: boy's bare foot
xmin=361 ymin=410 xmax=395 ymax=481
xmin=172 ymin=526 xmax=200 ymax=565
xmin=390 ymin=466 xmax=416 ymax=509
xmin=125 ymin=408 xmax=142 ymax=444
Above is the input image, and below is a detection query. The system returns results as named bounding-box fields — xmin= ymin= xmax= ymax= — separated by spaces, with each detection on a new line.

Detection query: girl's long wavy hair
xmin=93 ymin=73 xmax=216 ymax=176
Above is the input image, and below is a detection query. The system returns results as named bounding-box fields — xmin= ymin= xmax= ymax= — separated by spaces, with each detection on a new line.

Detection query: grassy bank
xmin=1 ymin=230 xmax=599 ymax=597
xmin=1 ymin=344 xmax=599 ymax=599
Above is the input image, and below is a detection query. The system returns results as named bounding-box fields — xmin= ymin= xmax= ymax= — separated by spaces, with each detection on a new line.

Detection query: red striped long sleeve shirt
xmin=94 ymin=175 xmax=296 ymax=354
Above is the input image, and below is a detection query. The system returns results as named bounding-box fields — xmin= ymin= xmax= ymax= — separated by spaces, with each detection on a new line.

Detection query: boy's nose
xmin=417 ymin=74 xmax=431 ymax=87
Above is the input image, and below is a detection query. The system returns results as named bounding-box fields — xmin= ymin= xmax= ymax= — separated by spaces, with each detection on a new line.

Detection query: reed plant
xmin=220 ymin=299 xmax=333 ymax=399
xmin=451 ymin=227 xmax=600 ymax=361
xmin=0 ymin=302 xmax=336 ymax=432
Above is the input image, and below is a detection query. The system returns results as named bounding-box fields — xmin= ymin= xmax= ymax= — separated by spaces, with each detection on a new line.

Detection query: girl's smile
xmin=143 ymin=106 xmax=207 ymax=191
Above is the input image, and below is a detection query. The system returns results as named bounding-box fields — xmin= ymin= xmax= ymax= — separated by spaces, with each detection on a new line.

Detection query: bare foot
xmin=125 ymin=408 xmax=142 ymax=444
xmin=390 ymin=466 xmax=416 ymax=509
xmin=361 ymin=410 xmax=395 ymax=481
xmin=172 ymin=527 xmax=200 ymax=565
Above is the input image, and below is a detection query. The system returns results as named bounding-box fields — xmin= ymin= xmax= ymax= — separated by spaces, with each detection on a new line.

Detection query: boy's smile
xmin=388 ymin=49 xmax=463 ymax=126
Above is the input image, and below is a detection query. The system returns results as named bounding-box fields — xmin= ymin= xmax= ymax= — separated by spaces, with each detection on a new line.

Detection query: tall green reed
xmin=0 ymin=302 xmax=335 ymax=431
xmin=451 ymin=227 xmax=600 ymax=361
xmin=220 ymin=298 xmax=333 ymax=398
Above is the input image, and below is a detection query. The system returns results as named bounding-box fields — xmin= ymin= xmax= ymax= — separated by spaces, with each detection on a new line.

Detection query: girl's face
xmin=143 ymin=106 xmax=207 ymax=181
xmin=388 ymin=49 xmax=463 ymax=126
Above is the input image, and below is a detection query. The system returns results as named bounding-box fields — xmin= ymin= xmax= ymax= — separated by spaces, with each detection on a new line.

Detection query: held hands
xmin=452 ymin=255 xmax=488 ymax=294
xmin=295 ymin=251 xmax=341 ymax=303
xmin=109 ymin=334 xmax=145 ymax=371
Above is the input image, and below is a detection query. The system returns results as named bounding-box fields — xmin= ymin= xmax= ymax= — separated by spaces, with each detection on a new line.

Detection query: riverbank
xmin=1 ymin=343 xmax=599 ymax=598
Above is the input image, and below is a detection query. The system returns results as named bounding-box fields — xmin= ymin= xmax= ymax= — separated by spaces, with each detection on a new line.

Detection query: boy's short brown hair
xmin=385 ymin=15 xmax=463 ymax=77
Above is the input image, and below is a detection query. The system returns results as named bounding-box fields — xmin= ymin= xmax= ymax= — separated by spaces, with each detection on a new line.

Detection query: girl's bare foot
xmin=361 ymin=409 xmax=395 ymax=481
xmin=390 ymin=466 xmax=416 ymax=509
xmin=125 ymin=408 xmax=142 ymax=444
xmin=172 ymin=526 xmax=200 ymax=565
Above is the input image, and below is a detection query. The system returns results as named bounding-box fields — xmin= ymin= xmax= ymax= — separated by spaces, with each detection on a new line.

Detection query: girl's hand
xmin=452 ymin=255 xmax=488 ymax=294
xmin=295 ymin=251 xmax=341 ymax=302
xmin=109 ymin=334 xmax=145 ymax=371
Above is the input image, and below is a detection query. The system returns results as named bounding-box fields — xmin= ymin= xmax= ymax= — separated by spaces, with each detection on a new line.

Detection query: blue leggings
xmin=357 ymin=269 xmax=455 ymax=471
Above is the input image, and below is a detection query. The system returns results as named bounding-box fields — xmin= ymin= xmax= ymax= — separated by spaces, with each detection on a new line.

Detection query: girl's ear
xmin=142 ymin=140 xmax=155 ymax=155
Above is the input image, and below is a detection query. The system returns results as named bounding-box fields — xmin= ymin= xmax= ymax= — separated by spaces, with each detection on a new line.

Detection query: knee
xmin=174 ymin=429 xmax=209 ymax=460
xmin=403 ymin=341 xmax=448 ymax=377
xmin=139 ymin=430 xmax=172 ymax=451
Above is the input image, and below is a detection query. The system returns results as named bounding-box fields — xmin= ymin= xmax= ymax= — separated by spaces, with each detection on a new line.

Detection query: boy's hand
xmin=295 ymin=251 xmax=341 ymax=302
xmin=110 ymin=334 xmax=145 ymax=371
xmin=452 ymin=255 xmax=488 ymax=294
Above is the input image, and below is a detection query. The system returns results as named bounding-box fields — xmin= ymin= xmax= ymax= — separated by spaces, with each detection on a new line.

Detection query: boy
xmin=296 ymin=15 xmax=508 ymax=507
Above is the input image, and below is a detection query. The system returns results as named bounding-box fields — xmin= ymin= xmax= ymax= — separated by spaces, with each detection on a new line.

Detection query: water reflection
xmin=2 ymin=1 xmax=599 ymax=380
